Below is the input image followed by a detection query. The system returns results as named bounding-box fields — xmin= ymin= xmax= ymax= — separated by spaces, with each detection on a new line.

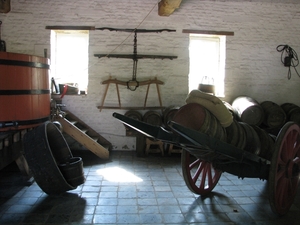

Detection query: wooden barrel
xmin=261 ymin=101 xmax=286 ymax=128
xmin=231 ymin=96 xmax=264 ymax=126
xmin=143 ymin=111 xmax=162 ymax=126
xmin=252 ymin=125 xmax=275 ymax=160
xmin=0 ymin=52 xmax=50 ymax=131
xmin=124 ymin=110 xmax=143 ymax=131
xmin=238 ymin=122 xmax=261 ymax=155
xmin=162 ymin=106 xmax=180 ymax=129
xmin=281 ymin=103 xmax=300 ymax=124
xmin=172 ymin=103 xmax=227 ymax=142
xmin=225 ymin=120 xmax=245 ymax=149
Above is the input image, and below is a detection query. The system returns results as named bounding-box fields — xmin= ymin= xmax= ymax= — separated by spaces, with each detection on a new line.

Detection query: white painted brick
xmin=1 ymin=0 xmax=300 ymax=150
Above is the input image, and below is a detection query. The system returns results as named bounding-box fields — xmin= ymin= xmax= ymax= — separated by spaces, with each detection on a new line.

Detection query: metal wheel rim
xmin=181 ymin=149 xmax=222 ymax=195
xmin=269 ymin=122 xmax=300 ymax=215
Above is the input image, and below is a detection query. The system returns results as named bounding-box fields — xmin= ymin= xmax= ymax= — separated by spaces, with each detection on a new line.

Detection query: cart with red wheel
xmin=113 ymin=102 xmax=300 ymax=216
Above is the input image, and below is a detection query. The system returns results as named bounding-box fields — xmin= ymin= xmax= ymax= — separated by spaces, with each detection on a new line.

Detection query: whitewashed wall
xmin=1 ymin=0 xmax=300 ymax=150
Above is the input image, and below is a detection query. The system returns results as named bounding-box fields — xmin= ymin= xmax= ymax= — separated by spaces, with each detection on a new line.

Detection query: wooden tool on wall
xmin=95 ymin=27 xmax=177 ymax=91
xmin=97 ymin=77 xmax=164 ymax=111
xmin=95 ymin=27 xmax=177 ymax=111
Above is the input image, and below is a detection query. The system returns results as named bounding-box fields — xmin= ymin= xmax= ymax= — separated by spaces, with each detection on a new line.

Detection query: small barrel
xmin=261 ymin=101 xmax=286 ymax=128
xmin=0 ymin=52 xmax=50 ymax=131
xmin=162 ymin=106 xmax=180 ymax=129
xmin=143 ymin=110 xmax=162 ymax=126
xmin=281 ymin=103 xmax=300 ymax=124
xmin=232 ymin=96 xmax=264 ymax=126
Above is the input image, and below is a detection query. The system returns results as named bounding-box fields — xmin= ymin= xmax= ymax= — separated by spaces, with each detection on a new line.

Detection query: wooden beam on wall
xmin=182 ymin=29 xmax=234 ymax=36
xmin=45 ymin=26 xmax=95 ymax=30
xmin=158 ymin=0 xmax=182 ymax=16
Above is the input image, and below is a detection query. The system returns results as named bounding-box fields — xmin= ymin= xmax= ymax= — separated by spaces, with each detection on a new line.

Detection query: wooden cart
xmin=113 ymin=104 xmax=300 ymax=216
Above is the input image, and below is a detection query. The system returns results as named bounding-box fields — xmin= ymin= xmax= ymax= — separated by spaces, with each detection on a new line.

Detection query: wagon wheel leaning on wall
xmin=269 ymin=121 xmax=300 ymax=216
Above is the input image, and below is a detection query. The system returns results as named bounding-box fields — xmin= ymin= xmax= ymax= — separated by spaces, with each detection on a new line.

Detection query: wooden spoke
xmin=181 ymin=149 xmax=221 ymax=195
xmin=269 ymin=122 xmax=300 ymax=215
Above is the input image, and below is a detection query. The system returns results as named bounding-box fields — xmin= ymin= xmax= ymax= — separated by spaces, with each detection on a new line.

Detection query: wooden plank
xmin=98 ymin=106 xmax=165 ymax=110
xmin=45 ymin=26 xmax=95 ymax=30
xmin=15 ymin=154 xmax=31 ymax=177
xmin=94 ymin=54 xmax=177 ymax=60
xmin=56 ymin=117 xmax=109 ymax=159
xmin=182 ymin=29 xmax=234 ymax=36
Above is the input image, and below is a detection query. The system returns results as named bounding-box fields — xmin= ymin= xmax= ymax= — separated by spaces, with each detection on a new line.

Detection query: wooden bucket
xmin=261 ymin=101 xmax=286 ymax=128
xmin=23 ymin=122 xmax=83 ymax=194
xmin=231 ymin=96 xmax=264 ymax=126
xmin=0 ymin=52 xmax=50 ymax=131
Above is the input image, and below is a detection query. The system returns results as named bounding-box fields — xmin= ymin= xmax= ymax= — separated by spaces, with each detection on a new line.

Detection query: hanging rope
xmin=276 ymin=44 xmax=300 ymax=79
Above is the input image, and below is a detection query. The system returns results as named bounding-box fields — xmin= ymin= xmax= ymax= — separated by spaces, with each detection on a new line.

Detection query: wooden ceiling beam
xmin=158 ymin=0 xmax=182 ymax=16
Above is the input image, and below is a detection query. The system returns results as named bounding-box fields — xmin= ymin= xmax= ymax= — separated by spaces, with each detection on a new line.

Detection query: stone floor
xmin=0 ymin=150 xmax=300 ymax=225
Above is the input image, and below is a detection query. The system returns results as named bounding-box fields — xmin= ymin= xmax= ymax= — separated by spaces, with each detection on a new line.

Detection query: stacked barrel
xmin=228 ymin=96 xmax=300 ymax=160
xmin=173 ymin=91 xmax=283 ymax=162
xmin=124 ymin=106 xmax=180 ymax=131
xmin=123 ymin=91 xmax=300 ymax=161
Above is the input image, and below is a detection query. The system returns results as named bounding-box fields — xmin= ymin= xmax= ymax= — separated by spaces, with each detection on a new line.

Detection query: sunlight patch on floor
xmin=96 ymin=166 xmax=143 ymax=183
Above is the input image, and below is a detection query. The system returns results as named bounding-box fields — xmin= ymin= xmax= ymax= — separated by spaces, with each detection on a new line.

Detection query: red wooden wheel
xmin=269 ymin=122 xmax=300 ymax=215
xmin=181 ymin=149 xmax=222 ymax=195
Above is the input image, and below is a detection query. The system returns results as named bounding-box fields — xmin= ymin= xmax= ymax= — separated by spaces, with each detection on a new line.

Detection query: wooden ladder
xmin=55 ymin=110 xmax=111 ymax=159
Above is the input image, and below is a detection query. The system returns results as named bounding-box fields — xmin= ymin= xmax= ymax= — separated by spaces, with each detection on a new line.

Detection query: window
xmin=188 ymin=34 xmax=226 ymax=96
xmin=50 ymin=30 xmax=89 ymax=93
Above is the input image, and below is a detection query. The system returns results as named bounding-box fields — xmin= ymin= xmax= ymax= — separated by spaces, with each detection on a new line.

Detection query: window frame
xmin=50 ymin=29 xmax=89 ymax=94
xmin=183 ymin=29 xmax=233 ymax=97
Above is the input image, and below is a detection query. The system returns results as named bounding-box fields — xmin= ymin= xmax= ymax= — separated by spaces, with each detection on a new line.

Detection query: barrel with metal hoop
xmin=232 ymin=96 xmax=264 ymax=126
xmin=0 ymin=52 xmax=50 ymax=131
xmin=261 ymin=101 xmax=286 ymax=128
